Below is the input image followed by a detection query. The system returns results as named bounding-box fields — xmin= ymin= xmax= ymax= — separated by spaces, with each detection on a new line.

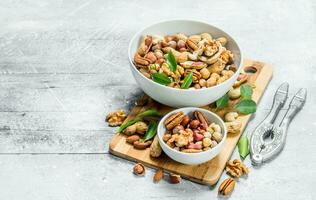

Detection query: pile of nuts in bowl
xmin=163 ymin=110 xmax=223 ymax=153
xmin=133 ymin=32 xmax=236 ymax=89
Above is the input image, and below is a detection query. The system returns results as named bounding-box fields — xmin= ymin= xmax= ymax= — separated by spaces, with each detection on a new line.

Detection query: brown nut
xmin=164 ymin=112 xmax=185 ymax=130
xmin=163 ymin=133 xmax=172 ymax=142
xmin=135 ymin=121 xmax=148 ymax=134
xmin=194 ymin=111 xmax=209 ymax=126
xmin=133 ymin=163 xmax=145 ymax=176
xmin=180 ymin=115 xmax=190 ymax=127
xmin=172 ymin=125 xmax=184 ymax=134
xmin=226 ymin=159 xmax=249 ymax=178
xmin=126 ymin=135 xmax=140 ymax=144
xmin=169 ymin=173 xmax=181 ymax=184
xmin=233 ymin=73 xmax=248 ymax=88
xmin=190 ymin=120 xmax=200 ymax=129
xmin=153 ymin=169 xmax=164 ymax=183
xmin=218 ymin=177 xmax=235 ymax=196
xmin=133 ymin=140 xmax=152 ymax=149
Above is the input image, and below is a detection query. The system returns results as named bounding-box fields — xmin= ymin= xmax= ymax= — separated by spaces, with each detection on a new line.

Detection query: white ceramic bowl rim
xmin=157 ymin=107 xmax=227 ymax=156
xmin=128 ymin=19 xmax=243 ymax=92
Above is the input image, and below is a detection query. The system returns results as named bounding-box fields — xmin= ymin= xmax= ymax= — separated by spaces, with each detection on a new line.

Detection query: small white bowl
xmin=157 ymin=107 xmax=227 ymax=165
xmin=128 ymin=20 xmax=243 ymax=108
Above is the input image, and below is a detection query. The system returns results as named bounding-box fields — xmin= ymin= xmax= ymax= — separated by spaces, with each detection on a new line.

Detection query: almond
xmin=153 ymin=169 xmax=164 ymax=183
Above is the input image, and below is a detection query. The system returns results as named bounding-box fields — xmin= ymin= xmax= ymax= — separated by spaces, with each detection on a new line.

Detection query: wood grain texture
xmin=109 ymin=59 xmax=273 ymax=185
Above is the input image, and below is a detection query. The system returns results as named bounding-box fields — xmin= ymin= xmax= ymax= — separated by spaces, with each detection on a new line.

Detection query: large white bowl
xmin=128 ymin=20 xmax=243 ymax=108
xmin=157 ymin=107 xmax=227 ymax=165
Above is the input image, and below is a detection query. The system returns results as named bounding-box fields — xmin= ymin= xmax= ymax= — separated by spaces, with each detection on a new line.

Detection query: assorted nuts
xmin=163 ymin=111 xmax=223 ymax=153
xmin=134 ymin=33 xmax=236 ymax=89
xmin=106 ymin=110 xmax=126 ymax=126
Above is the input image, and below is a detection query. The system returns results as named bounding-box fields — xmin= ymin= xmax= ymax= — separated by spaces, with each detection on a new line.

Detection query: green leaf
xmin=167 ymin=51 xmax=177 ymax=72
xmin=143 ymin=121 xmax=158 ymax=141
xmin=151 ymin=73 xmax=172 ymax=85
xmin=236 ymin=99 xmax=257 ymax=114
xmin=181 ymin=72 xmax=193 ymax=89
xmin=216 ymin=94 xmax=229 ymax=109
xmin=117 ymin=118 xmax=141 ymax=133
xmin=136 ymin=109 xmax=163 ymax=118
xmin=240 ymin=84 xmax=253 ymax=99
xmin=238 ymin=136 xmax=249 ymax=159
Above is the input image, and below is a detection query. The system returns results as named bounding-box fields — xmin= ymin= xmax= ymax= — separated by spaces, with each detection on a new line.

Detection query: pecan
xmin=153 ymin=169 xmax=164 ymax=183
xmin=218 ymin=177 xmax=235 ymax=196
xmin=186 ymin=38 xmax=199 ymax=51
xmin=194 ymin=111 xmax=209 ymax=126
xmin=164 ymin=111 xmax=185 ymax=130
xmin=106 ymin=110 xmax=126 ymax=126
xmin=225 ymin=159 xmax=249 ymax=178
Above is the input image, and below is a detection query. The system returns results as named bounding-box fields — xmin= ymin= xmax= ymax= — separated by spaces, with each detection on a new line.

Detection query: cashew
xmin=225 ymin=121 xmax=242 ymax=134
xmin=224 ymin=112 xmax=239 ymax=122
xmin=209 ymin=123 xmax=222 ymax=133
xmin=212 ymin=132 xmax=223 ymax=143
xmin=228 ymin=87 xmax=241 ymax=99
xmin=200 ymin=68 xmax=210 ymax=79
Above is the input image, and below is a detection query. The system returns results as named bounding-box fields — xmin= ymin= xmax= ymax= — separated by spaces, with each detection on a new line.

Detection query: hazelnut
xmin=172 ymin=125 xmax=184 ymax=134
xmin=228 ymin=87 xmax=241 ymax=99
xmin=200 ymin=68 xmax=210 ymax=79
xmin=180 ymin=115 xmax=190 ymax=127
xmin=190 ymin=120 xmax=200 ymax=129
xmin=169 ymin=173 xmax=181 ymax=184
xmin=133 ymin=163 xmax=145 ymax=176
xmin=199 ymin=79 xmax=207 ymax=87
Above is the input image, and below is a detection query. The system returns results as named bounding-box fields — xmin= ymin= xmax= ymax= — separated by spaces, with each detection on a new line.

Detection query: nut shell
xmin=133 ymin=163 xmax=145 ymax=176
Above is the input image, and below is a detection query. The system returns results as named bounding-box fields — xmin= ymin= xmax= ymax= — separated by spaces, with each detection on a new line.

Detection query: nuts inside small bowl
xmin=162 ymin=110 xmax=223 ymax=153
xmin=157 ymin=107 xmax=227 ymax=165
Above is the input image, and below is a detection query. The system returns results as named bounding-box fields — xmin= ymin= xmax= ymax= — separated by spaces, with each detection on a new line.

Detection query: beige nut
xmin=212 ymin=132 xmax=223 ymax=143
xmin=150 ymin=135 xmax=162 ymax=158
xmin=217 ymin=37 xmax=227 ymax=46
xmin=199 ymin=79 xmax=207 ymax=87
xmin=133 ymin=163 xmax=145 ymax=176
xmin=224 ymin=112 xmax=239 ymax=122
xmin=206 ymin=77 xmax=217 ymax=87
xmin=135 ymin=121 xmax=148 ymax=134
xmin=163 ymin=133 xmax=172 ymax=142
xmin=181 ymin=148 xmax=203 ymax=153
xmin=202 ymin=137 xmax=212 ymax=147
xmin=133 ymin=140 xmax=152 ymax=149
xmin=123 ymin=124 xmax=137 ymax=135
xmin=200 ymin=68 xmax=210 ymax=79
xmin=209 ymin=123 xmax=222 ymax=133
xmin=218 ymin=177 xmax=235 ymax=196
xmin=228 ymin=87 xmax=241 ymax=99
xmin=226 ymin=159 xmax=249 ymax=178
xmin=225 ymin=121 xmax=242 ymax=134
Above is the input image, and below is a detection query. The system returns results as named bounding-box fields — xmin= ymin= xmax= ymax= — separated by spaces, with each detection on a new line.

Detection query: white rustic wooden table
xmin=0 ymin=0 xmax=315 ymax=199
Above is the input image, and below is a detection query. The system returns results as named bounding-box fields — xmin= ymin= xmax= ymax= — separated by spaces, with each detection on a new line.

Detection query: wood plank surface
xmin=109 ymin=59 xmax=273 ymax=185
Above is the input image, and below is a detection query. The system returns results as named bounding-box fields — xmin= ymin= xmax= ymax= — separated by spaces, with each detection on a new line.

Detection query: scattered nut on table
xmin=133 ymin=163 xmax=145 ymax=176
xmin=225 ymin=159 xmax=249 ymax=178
xmin=218 ymin=177 xmax=236 ymax=196
xmin=169 ymin=173 xmax=181 ymax=184
xmin=153 ymin=169 xmax=164 ymax=183
xmin=106 ymin=110 xmax=126 ymax=126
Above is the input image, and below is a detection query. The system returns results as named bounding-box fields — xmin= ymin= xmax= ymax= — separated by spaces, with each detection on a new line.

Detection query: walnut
xmin=225 ymin=159 xmax=249 ymax=178
xmin=106 ymin=110 xmax=126 ymax=127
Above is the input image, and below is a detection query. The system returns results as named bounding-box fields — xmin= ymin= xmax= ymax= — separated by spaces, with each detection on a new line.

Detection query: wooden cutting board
xmin=109 ymin=59 xmax=273 ymax=185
